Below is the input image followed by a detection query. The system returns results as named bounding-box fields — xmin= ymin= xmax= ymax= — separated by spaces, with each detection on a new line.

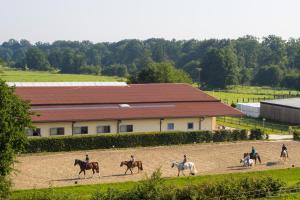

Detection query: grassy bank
xmin=205 ymin=85 xmax=300 ymax=105
xmin=0 ymin=68 xmax=125 ymax=82
xmin=11 ymin=167 xmax=300 ymax=200
xmin=217 ymin=116 xmax=292 ymax=135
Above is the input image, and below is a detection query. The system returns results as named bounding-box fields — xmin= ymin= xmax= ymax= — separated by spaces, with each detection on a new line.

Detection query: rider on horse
xmin=281 ymin=144 xmax=288 ymax=157
xmin=250 ymin=146 xmax=256 ymax=158
xmin=85 ymin=154 xmax=90 ymax=169
xmin=183 ymin=155 xmax=187 ymax=164
xmin=130 ymin=155 xmax=135 ymax=164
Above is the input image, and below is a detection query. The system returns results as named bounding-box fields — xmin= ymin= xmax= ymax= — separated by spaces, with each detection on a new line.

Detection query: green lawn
xmin=0 ymin=68 xmax=125 ymax=82
xmin=205 ymin=85 xmax=300 ymax=105
xmin=217 ymin=116 xmax=293 ymax=134
xmin=11 ymin=167 xmax=300 ymax=200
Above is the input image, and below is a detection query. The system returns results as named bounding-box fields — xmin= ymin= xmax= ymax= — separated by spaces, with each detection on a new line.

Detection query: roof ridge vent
xmin=119 ymin=104 xmax=131 ymax=108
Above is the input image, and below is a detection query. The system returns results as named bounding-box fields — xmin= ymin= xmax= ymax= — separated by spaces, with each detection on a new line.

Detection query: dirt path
xmin=12 ymin=140 xmax=299 ymax=190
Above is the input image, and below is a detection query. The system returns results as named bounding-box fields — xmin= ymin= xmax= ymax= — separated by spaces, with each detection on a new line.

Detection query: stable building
xmin=260 ymin=98 xmax=300 ymax=124
xmin=13 ymin=82 xmax=242 ymax=137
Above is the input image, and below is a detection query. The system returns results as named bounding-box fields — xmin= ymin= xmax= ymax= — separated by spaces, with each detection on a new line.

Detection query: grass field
xmin=205 ymin=85 xmax=300 ymax=105
xmin=11 ymin=167 xmax=300 ymax=200
xmin=0 ymin=68 xmax=125 ymax=82
xmin=217 ymin=116 xmax=293 ymax=135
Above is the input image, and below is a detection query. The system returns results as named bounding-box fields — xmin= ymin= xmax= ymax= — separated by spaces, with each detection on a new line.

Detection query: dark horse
xmin=74 ymin=159 xmax=100 ymax=178
xmin=244 ymin=153 xmax=262 ymax=164
xmin=120 ymin=161 xmax=143 ymax=175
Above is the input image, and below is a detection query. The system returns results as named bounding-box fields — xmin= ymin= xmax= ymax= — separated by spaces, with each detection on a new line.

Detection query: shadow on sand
xmin=227 ymin=165 xmax=252 ymax=171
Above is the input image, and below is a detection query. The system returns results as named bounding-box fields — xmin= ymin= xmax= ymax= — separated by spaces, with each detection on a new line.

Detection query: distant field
xmin=205 ymin=85 xmax=300 ymax=105
xmin=0 ymin=68 xmax=125 ymax=82
xmin=217 ymin=116 xmax=292 ymax=135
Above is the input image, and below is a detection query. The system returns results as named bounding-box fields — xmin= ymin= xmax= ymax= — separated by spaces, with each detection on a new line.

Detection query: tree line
xmin=1 ymin=35 xmax=300 ymax=89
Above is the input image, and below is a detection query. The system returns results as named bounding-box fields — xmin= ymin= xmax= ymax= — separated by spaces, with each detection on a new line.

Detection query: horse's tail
xmin=191 ymin=163 xmax=197 ymax=174
xmin=139 ymin=161 xmax=143 ymax=171
xmin=257 ymin=154 xmax=262 ymax=164
xmin=94 ymin=162 xmax=100 ymax=173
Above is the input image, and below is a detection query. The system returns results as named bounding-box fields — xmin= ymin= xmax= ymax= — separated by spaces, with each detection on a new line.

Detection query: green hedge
xmin=294 ymin=131 xmax=300 ymax=140
xmin=25 ymin=129 xmax=265 ymax=153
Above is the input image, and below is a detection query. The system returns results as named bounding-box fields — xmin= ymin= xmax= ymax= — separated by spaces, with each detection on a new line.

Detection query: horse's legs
xmin=78 ymin=170 xmax=83 ymax=179
xmin=257 ymin=155 xmax=261 ymax=164
xmin=177 ymin=169 xmax=180 ymax=176
xmin=125 ymin=167 xmax=128 ymax=175
xmin=182 ymin=170 xmax=185 ymax=176
xmin=130 ymin=168 xmax=133 ymax=174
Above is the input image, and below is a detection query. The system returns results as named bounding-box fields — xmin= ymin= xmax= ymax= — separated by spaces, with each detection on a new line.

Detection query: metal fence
xmin=219 ymin=95 xmax=300 ymax=105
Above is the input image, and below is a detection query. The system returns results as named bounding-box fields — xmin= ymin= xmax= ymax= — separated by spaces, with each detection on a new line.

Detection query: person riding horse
xmin=85 ymin=154 xmax=90 ymax=169
xmin=250 ymin=146 xmax=256 ymax=158
xmin=281 ymin=144 xmax=288 ymax=158
xmin=183 ymin=155 xmax=187 ymax=164
xmin=130 ymin=155 xmax=135 ymax=164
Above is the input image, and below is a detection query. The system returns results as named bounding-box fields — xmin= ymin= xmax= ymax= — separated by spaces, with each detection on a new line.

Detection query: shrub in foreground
xmin=90 ymin=169 xmax=285 ymax=200
xmin=0 ymin=176 xmax=10 ymax=200
xmin=294 ymin=130 xmax=300 ymax=140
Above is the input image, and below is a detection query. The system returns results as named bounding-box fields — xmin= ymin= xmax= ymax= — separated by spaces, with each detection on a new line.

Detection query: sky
xmin=1 ymin=0 xmax=300 ymax=43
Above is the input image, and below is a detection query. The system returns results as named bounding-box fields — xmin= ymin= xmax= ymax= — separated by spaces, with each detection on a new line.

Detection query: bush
xmin=90 ymin=169 xmax=285 ymax=200
xmin=293 ymin=131 xmax=300 ymax=140
xmin=25 ymin=130 xmax=256 ymax=153
xmin=249 ymin=129 xmax=267 ymax=140
xmin=0 ymin=176 xmax=11 ymax=200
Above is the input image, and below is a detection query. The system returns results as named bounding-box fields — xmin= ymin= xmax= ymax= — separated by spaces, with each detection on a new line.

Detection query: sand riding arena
xmin=12 ymin=140 xmax=300 ymax=190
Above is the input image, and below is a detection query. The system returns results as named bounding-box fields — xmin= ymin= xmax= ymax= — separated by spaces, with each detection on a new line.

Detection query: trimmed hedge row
xmin=25 ymin=129 xmax=266 ymax=153
xmin=294 ymin=131 xmax=300 ymax=140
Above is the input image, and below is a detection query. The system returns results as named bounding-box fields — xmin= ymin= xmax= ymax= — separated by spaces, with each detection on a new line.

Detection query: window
xmin=50 ymin=127 xmax=65 ymax=136
xmin=97 ymin=125 xmax=111 ymax=133
xmin=187 ymin=122 xmax=194 ymax=130
xmin=167 ymin=123 xmax=174 ymax=130
xmin=119 ymin=125 xmax=133 ymax=132
xmin=73 ymin=126 xmax=88 ymax=134
xmin=26 ymin=128 xmax=41 ymax=136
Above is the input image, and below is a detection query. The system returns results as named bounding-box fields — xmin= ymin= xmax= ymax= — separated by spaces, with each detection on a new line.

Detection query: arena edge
xmin=25 ymin=129 xmax=266 ymax=153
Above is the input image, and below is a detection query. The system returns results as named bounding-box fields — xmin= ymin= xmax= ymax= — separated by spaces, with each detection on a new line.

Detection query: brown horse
xmin=244 ymin=153 xmax=262 ymax=164
xmin=120 ymin=161 xmax=143 ymax=175
xmin=74 ymin=159 xmax=100 ymax=178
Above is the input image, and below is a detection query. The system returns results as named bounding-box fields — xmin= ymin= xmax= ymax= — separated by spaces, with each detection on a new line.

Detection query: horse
xmin=120 ymin=161 xmax=143 ymax=175
xmin=281 ymin=150 xmax=288 ymax=162
xmin=171 ymin=161 xmax=197 ymax=176
xmin=74 ymin=159 xmax=100 ymax=178
xmin=240 ymin=157 xmax=254 ymax=167
xmin=244 ymin=152 xmax=262 ymax=164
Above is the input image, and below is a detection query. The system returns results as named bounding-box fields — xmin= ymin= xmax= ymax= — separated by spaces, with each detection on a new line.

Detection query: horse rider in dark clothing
xmin=183 ymin=155 xmax=187 ymax=164
xmin=281 ymin=144 xmax=288 ymax=157
xmin=85 ymin=154 xmax=89 ymax=169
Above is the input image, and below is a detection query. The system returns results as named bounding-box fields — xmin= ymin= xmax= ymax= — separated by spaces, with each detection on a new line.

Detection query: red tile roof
xmin=31 ymin=102 xmax=242 ymax=122
xmin=15 ymin=83 xmax=216 ymax=105
xmin=15 ymin=83 xmax=243 ymax=122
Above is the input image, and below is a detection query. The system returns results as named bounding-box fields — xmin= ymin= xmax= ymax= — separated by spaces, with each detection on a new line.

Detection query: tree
xmin=0 ymin=80 xmax=32 ymax=198
xmin=258 ymin=35 xmax=287 ymax=66
xmin=129 ymin=62 xmax=192 ymax=83
xmin=201 ymin=47 xmax=240 ymax=89
xmin=102 ymin=64 xmax=128 ymax=77
xmin=26 ymin=47 xmax=51 ymax=71
xmin=253 ymin=65 xmax=284 ymax=86
xmin=182 ymin=60 xmax=201 ymax=82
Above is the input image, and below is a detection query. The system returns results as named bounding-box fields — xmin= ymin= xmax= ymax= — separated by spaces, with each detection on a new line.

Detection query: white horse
xmin=240 ymin=158 xmax=254 ymax=167
xmin=281 ymin=150 xmax=288 ymax=162
xmin=171 ymin=161 xmax=198 ymax=176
